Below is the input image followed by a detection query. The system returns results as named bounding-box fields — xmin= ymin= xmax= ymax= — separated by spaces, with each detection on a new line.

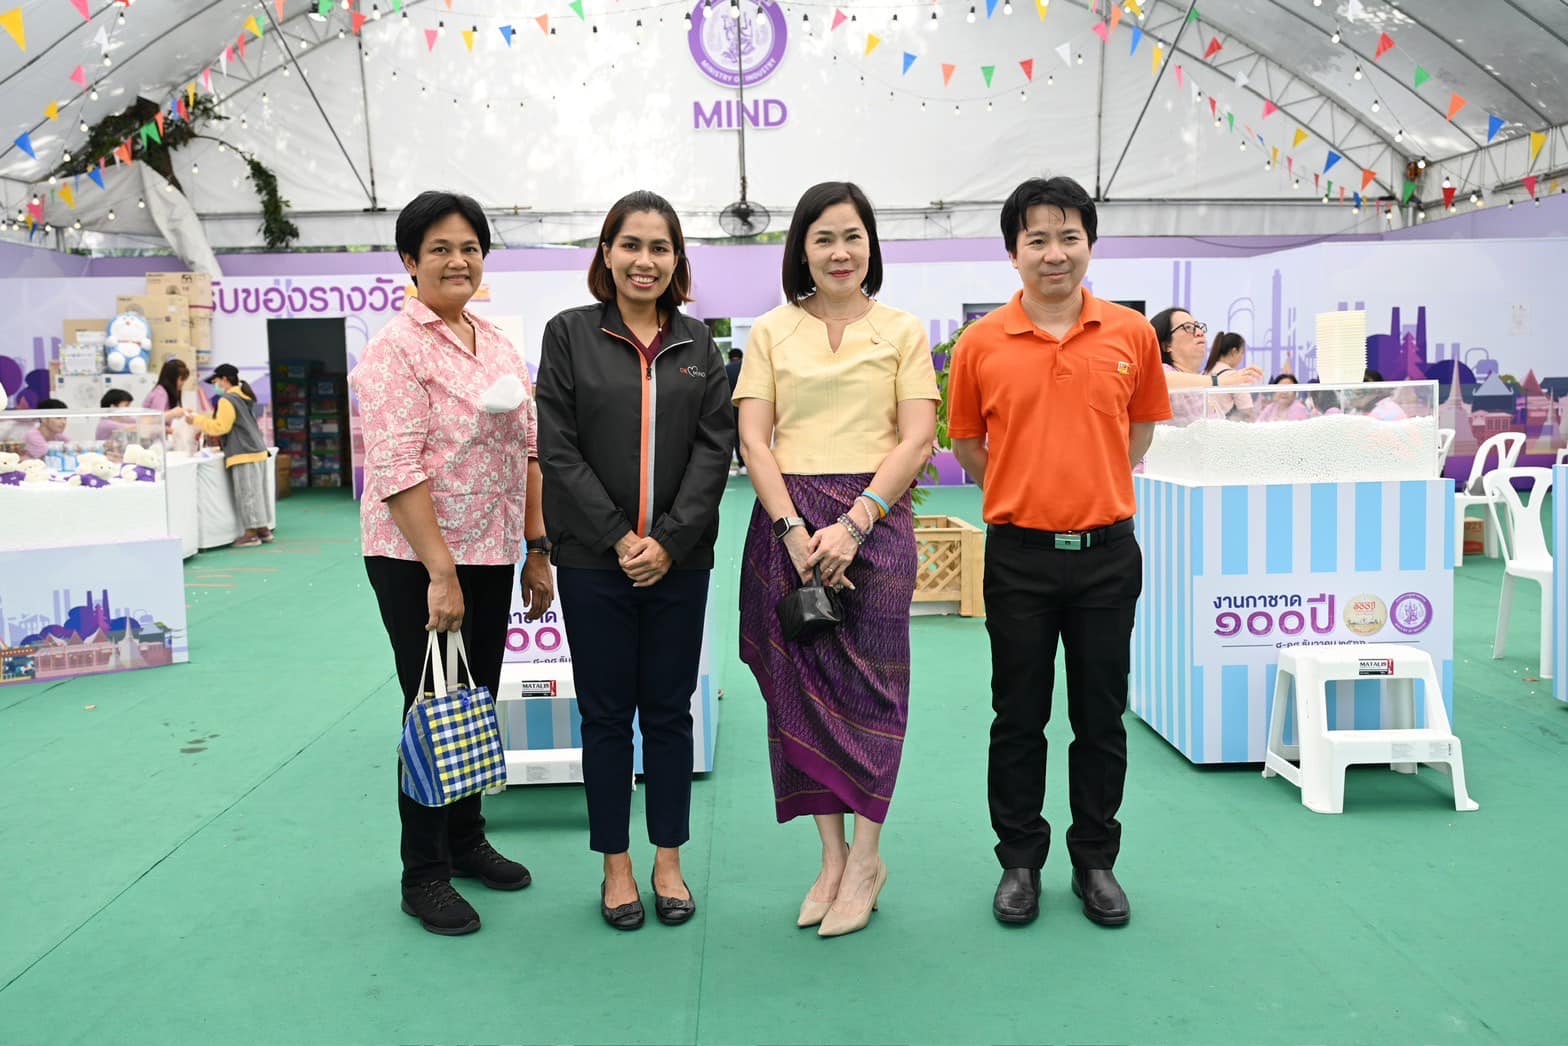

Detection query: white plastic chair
xmin=1454 ymin=431 xmax=1525 ymax=564
xmin=1485 ymin=467 xmax=1555 ymax=680
xmin=1436 ymin=427 xmax=1455 ymax=476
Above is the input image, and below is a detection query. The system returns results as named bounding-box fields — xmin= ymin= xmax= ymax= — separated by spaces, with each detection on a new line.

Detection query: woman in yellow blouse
xmin=733 ymin=181 xmax=939 ymax=938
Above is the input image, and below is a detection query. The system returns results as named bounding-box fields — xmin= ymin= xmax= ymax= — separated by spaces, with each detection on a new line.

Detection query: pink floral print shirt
xmin=350 ymin=299 xmax=537 ymax=565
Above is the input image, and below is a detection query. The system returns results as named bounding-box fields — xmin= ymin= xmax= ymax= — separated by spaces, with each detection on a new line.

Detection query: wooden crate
xmin=913 ymin=515 xmax=986 ymax=617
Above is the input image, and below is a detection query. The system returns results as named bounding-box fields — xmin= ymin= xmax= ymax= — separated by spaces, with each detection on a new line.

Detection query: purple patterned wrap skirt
xmin=739 ymin=473 xmax=916 ymax=824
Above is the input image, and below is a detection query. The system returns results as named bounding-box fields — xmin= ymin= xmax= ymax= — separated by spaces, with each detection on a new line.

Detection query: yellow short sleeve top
xmin=732 ymin=300 xmax=940 ymax=475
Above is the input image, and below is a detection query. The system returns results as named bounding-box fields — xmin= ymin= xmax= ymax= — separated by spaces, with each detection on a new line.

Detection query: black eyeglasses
xmin=1174 ymin=321 xmax=1208 ymax=336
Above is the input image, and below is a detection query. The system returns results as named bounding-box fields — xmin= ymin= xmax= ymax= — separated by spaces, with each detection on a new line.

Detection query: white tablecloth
xmin=165 ymin=449 xmax=278 ymax=551
xmin=165 ymin=458 xmax=200 ymax=559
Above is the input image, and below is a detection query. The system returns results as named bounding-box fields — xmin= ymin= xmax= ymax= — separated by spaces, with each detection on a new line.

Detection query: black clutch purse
xmin=775 ymin=567 xmax=844 ymax=641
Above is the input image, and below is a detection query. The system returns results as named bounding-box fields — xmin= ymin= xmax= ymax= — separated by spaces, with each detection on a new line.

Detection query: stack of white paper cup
xmin=1315 ymin=310 xmax=1369 ymax=384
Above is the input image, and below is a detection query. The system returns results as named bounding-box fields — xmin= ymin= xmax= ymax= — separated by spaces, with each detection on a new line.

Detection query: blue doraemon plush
xmin=105 ymin=312 xmax=153 ymax=374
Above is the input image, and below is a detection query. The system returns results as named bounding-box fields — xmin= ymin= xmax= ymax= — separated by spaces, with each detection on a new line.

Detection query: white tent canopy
xmin=2 ymin=0 xmax=1565 ymax=250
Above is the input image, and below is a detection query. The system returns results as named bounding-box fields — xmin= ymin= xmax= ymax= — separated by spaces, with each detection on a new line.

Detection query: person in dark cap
xmin=187 ymin=362 xmax=273 ymax=547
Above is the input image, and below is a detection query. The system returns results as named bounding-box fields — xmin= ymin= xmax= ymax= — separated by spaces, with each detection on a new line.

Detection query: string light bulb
xmin=102 ymin=53 xmax=112 ymax=67
xmin=1004 ymin=0 xmax=1013 ymax=12
xmin=929 ymin=9 xmax=939 ymax=28
xmin=986 ymin=100 xmax=993 ymax=111
xmin=1371 ymin=99 xmax=1380 ymax=113
xmin=90 ymin=89 xmax=99 ymax=101
xmin=137 ymin=197 xmax=145 ymax=208
xmin=1047 ymin=75 xmax=1054 ymax=86
xmin=372 ymin=3 xmax=381 ymax=18
xmin=967 ymin=5 xmax=977 ymax=22
xmin=1019 ymin=89 xmax=1027 ymax=102
xmin=1394 ymin=128 xmax=1403 ymax=142
xmin=1353 ymin=65 xmax=1363 ymax=80
xmin=79 ymin=120 xmax=89 ymax=133
xmin=108 ymin=209 xmax=116 ymax=220
xmin=1329 ymin=26 xmax=1340 ymax=44
xmin=73 ymin=220 xmax=82 ymax=230
xmin=1076 ymin=52 xmax=1084 ymax=64
xmin=192 ymin=163 xmax=200 ymax=174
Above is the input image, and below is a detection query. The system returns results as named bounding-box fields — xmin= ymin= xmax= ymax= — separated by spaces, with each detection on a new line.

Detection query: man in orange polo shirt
xmin=949 ymin=175 xmax=1171 ymax=929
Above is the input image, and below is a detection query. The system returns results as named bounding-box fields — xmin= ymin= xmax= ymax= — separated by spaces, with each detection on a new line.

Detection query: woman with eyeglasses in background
xmin=1149 ymin=308 xmax=1262 ymax=423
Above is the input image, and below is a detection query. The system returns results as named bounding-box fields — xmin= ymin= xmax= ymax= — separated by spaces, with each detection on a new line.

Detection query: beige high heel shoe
xmin=797 ymin=843 xmax=851 ymax=927
xmin=818 ymin=858 xmax=887 ymax=938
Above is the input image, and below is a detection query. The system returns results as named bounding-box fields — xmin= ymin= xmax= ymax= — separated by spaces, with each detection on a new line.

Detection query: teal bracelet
xmin=861 ymin=489 xmax=891 ymax=516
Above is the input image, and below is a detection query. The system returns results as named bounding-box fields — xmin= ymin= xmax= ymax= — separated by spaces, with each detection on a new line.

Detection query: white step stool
xmin=1262 ymin=644 xmax=1479 ymax=814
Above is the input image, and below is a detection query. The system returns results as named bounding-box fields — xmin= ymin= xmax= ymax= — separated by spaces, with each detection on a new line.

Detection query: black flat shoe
xmin=653 ymin=880 xmax=697 ymax=926
xmin=1071 ymin=868 xmax=1130 ymax=927
xmin=600 ymin=880 xmax=645 ymax=931
xmin=992 ymin=867 xmax=1041 ymax=925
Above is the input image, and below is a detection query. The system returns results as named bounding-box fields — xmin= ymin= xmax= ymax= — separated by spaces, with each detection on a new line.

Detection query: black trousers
xmin=365 ymin=555 xmax=514 ymax=886
xmin=983 ymin=525 xmax=1142 ymax=871
xmin=557 ymin=565 xmax=708 ymax=855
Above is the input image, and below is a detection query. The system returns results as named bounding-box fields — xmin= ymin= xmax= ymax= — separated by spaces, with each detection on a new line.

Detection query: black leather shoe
xmin=653 ymin=880 xmax=697 ymax=926
xmin=992 ymin=867 xmax=1041 ymax=925
xmin=452 ymin=840 xmax=531 ymax=891
xmin=401 ymin=880 xmax=481 ymax=936
xmin=1071 ymin=868 xmax=1130 ymax=927
xmin=600 ymin=881 xmax=645 ymax=931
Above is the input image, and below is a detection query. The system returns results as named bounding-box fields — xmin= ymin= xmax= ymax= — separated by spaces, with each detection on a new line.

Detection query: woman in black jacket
xmin=535 ymin=190 xmax=733 ymax=931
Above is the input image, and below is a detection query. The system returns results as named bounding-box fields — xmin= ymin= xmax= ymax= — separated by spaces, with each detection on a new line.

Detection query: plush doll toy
xmin=68 ymin=453 xmax=119 ymax=488
xmin=105 ymin=312 xmax=153 ymax=375
xmin=0 ymin=450 xmax=23 ymax=486
xmin=20 ymin=459 xmax=51 ymax=483
xmin=119 ymin=443 xmax=160 ymax=482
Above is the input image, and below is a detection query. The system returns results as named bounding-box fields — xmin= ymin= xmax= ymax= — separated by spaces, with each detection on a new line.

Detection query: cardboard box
xmin=117 ymin=293 xmax=189 ymax=326
xmin=63 ymin=318 xmax=110 ymax=347
xmin=188 ymin=310 xmax=212 ymax=351
xmin=275 ymin=452 xmax=292 ymax=499
xmin=151 ymin=344 xmax=195 ymax=372
xmin=146 ymin=272 xmax=213 ymax=309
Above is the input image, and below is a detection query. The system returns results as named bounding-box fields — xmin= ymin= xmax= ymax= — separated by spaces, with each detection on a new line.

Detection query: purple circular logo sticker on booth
xmin=1390 ymin=591 xmax=1433 ymax=635
xmin=688 ymin=0 xmax=788 ymax=88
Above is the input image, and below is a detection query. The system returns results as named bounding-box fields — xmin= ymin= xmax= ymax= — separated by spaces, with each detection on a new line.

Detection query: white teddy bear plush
xmin=105 ymin=312 xmax=153 ymax=375
xmin=120 ymin=443 xmax=160 ymax=482
xmin=20 ymin=459 xmax=50 ymax=483
xmin=0 ymin=450 xmax=22 ymax=487
xmin=68 ymin=453 xmax=119 ymax=488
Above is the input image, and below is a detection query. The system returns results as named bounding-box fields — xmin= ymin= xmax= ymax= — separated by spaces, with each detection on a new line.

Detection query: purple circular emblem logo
xmin=1390 ymin=591 xmax=1434 ymax=635
xmin=688 ymin=0 xmax=788 ymax=88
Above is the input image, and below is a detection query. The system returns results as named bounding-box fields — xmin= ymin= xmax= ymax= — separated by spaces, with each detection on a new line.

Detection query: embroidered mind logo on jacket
xmin=679 ymin=365 xmax=707 ymax=379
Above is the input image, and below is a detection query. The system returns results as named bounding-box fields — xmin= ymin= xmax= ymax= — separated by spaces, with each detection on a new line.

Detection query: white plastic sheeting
xmin=1 ymin=0 xmax=1564 ymax=248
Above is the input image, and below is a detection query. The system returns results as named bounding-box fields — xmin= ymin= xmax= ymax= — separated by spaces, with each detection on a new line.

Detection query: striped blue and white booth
xmin=1132 ymin=475 xmax=1455 ymax=764
xmin=1554 ymin=465 xmax=1566 ymax=705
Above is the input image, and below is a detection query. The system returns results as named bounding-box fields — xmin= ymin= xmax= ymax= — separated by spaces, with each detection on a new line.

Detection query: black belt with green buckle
xmin=988 ymin=518 xmax=1135 ymax=551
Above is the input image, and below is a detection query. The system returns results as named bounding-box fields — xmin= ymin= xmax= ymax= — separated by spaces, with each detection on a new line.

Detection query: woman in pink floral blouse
xmin=350 ymin=191 xmax=554 ymax=938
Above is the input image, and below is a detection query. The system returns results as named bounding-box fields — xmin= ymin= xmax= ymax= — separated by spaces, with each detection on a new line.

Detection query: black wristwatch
xmin=525 ymin=536 xmax=550 ymax=555
xmin=1210 ymin=373 xmax=1220 ymax=387
xmin=772 ymin=516 xmax=806 ymax=541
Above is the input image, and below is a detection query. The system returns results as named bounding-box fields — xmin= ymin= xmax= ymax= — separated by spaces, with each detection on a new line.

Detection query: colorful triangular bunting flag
xmin=570 ymin=0 xmax=585 ymax=19
xmin=500 ymin=25 xmax=514 ymax=45
xmin=1020 ymin=59 xmax=1034 ymax=81
xmin=1092 ymin=21 xmax=1109 ymax=43
xmin=1413 ymin=66 xmax=1429 ymax=89
xmin=1446 ymin=93 xmax=1466 ymax=121
xmin=44 ymin=101 xmax=58 ymax=120
xmin=1529 ymin=130 xmax=1546 ymax=163
xmin=68 ymin=0 xmax=90 ymax=20
xmin=1262 ymin=101 xmax=1278 ymax=119
xmin=70 ymin=64 xmax=86 ymax=87
xmin=1324 ymin=149 xmax=1341 ymax=172
xmin=1130 ymin=26 xmax=1143 ymax=55
xmin=1522 ymin=175 xmax=1537 ymax=199
xmin=902 ymin=52 xmax=917 ymax=75
xmin=981 ymin=65 xmax=995 ymax=87
xmin=1293 ymin=128 xmax=1308 ymax=148
xmin=425 ymin=28 xmax=438 ymax=50
xmin=831 ymin=9 xmax=847 ymax=30
xmin=1056 ymin=42 xmax=1072 ymax=66
xmin=1375 ymin=32 xmax=1394 ymax=59
xmin=461 ymin=28 xmax=474 ymax=51
xmin=866 ymin=34 xmax=881 ymax=57
xmin=13 ymin=131 xmax=34 ymax=159
xmin=1152 ymin=44 xmax=1162 ymax=74
xmin=942 ymin=63 xmax=956 ymax=87
xmin=535 ymin=15 xmax=549 ymax=34
xmin=0 ymin=6 xmax=25 ymax=50
xmin=88 ymin=166 xmax=105 ymax=190
xmin=59 ymin=184 xmax=75 ymax=209
xmin=1203 ymin=37 xmax=1222 ymax=60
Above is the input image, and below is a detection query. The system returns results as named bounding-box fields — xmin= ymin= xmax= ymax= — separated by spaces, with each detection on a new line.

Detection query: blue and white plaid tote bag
xmin=399 ymin=630 xmax=508 ymax=807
